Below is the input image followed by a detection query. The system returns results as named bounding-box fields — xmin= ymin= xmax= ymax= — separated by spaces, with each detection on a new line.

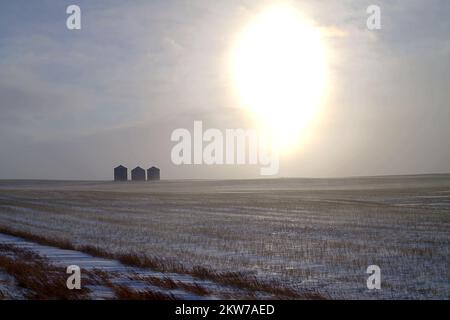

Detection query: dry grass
xmin=88 ymin=269 xmax=174 ymax=300
xmin=1 ymin=178 xmax=449 ymax=299
xmin=189 ymin=266 xmax=327 ymax=299
xmin=0 ymin=246 xmax=176 ymax=300
xmin=111 ymin=284 xmax=174 ymax=300
xmin=131 ymin=274 xmax=211 ymax=296
xmin=0 ymin=226 xmax=321 ymax=299
xmin=90 ymin=252 xmax=325 ymax=298
xmin=0 ymin=227 xmax=75 ymax=251
xmin=0 ymin=244 xmax=90 ymax=300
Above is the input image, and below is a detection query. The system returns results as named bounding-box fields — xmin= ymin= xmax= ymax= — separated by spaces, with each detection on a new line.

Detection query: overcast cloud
xmin=0 ymin=0 xmax=449 ymax=179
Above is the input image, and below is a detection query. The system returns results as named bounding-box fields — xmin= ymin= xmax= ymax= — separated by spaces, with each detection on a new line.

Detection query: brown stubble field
xmin=0 ymin=175 xmax=449 ymax=299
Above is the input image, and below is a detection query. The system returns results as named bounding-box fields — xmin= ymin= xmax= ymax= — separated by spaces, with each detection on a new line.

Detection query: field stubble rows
xmin=0 ymin=177 xmax=449 ymax=299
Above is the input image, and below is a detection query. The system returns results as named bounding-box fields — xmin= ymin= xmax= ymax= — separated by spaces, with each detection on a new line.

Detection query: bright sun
xmin=231 ymin=6 xmax=328 ymax=151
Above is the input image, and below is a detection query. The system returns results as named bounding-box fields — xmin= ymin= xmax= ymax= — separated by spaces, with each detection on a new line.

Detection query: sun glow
xmin=231 ymin=6 xmax=328 ymax=151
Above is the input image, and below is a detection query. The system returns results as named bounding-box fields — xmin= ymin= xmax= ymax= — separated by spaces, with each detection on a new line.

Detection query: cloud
xmin=0 ymin=0 xmax=449 ymax=179
xmin=320 ymin=26 xmax=350 ymax=38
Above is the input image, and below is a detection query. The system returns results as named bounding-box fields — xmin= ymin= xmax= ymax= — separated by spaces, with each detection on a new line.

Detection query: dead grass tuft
xmin=190 ymin=266 xmax=327 ymax=299
xmin=0 ymin=227 xmax=75 ymax=251
xmin=131 ymin=274 xmax=211 ymax=296
xmin=0 ymin=226 xmax=326 ymax=299
xmin=110 ymin=284 xmax=174 ymax=300
xmin=0 ymin=244 xmax=90 ymax=300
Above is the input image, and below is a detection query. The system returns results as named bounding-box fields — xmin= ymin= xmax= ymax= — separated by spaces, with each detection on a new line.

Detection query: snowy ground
xmin=0 ymin=233 xmax=270 ymax=299
xmin=0 ymin=175 xmax=449 ymax=299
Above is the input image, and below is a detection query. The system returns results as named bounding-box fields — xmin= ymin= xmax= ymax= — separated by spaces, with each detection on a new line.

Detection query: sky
xmin=0 ymin=0 xmax=449 ymax=180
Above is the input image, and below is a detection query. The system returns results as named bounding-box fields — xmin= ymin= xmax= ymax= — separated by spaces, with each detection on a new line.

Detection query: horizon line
xmin=1 ymin=172 xmax=450 ymax=183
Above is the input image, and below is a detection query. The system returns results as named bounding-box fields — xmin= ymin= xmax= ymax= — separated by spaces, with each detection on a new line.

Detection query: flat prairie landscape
xmin=0 ymin=175 xmax=449 ymax=299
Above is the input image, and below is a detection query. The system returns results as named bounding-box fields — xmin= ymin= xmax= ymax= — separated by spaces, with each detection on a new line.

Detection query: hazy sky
xmin=0 ymin=0 xmax=449 ymax=180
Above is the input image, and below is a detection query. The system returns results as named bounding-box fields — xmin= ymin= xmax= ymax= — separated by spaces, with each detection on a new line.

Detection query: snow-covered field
xmin=0 ymin=175 xmax=449 ymax=299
